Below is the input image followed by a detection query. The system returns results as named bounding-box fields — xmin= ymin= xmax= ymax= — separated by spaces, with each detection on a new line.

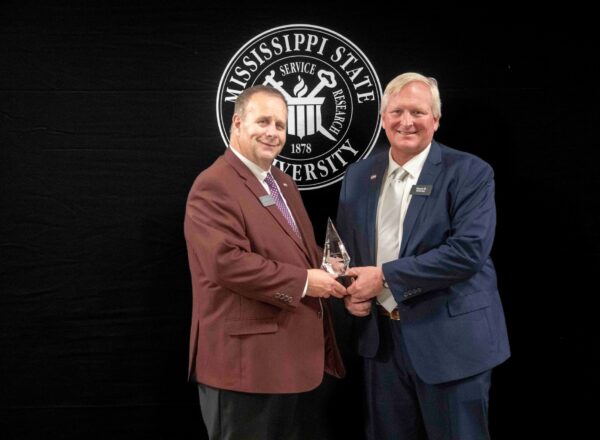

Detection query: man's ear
xmin=231 ymin=113 xmax=241 ymax=136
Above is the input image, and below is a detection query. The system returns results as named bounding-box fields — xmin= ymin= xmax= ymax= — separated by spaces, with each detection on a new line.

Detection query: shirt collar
xmin=229 ymin=145 xmax=270 ymax=183
xmin=387 ymin=143 xmax=431 ymax=180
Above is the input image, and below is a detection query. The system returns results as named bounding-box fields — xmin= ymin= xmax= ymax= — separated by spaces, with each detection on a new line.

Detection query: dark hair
xmin=234 ymin=85 xmax=288 ymax=119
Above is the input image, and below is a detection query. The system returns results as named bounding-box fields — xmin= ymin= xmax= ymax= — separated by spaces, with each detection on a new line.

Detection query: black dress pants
xmin=198 ymin=382 xmax=329 ymax=440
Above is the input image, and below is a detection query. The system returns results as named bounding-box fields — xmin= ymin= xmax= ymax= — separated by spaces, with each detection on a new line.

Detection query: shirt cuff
xmin=302 ymin=275 xmax=309 ymax=297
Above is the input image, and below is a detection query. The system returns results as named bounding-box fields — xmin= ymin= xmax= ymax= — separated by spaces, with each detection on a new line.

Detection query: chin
xmin=394 ymin=143 xmax=418 ymax=151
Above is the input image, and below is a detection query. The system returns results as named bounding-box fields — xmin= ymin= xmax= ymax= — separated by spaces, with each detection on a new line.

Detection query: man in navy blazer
xmin=336 ymin=72 xmax=510 ymax=439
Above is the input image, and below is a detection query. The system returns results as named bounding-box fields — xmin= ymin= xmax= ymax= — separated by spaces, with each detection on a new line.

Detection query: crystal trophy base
xmin=322 ymin=218 xmax=352 ymax=287
xmin=335 ymin=275 xmax=354 ymax=288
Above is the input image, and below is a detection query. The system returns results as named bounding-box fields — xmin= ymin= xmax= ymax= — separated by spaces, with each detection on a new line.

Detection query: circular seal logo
xmin=216 ymin=24 xmax=382 ymax=190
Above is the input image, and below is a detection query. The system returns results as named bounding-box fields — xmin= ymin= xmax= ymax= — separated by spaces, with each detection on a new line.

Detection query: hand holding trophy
xmin=321 ymin=218 xmax=353 ymax=287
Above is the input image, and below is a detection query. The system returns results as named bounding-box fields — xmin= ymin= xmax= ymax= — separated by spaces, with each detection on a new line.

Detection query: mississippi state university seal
xmin=216 ymin=24 xmax=382 ymax=190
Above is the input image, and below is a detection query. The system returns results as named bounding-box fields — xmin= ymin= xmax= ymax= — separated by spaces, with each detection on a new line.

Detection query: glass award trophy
xmin=322 ymin=218 xmax=353 ymax=287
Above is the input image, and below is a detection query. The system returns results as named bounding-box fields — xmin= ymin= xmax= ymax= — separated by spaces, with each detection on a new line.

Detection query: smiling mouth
xmin=258 ymin=138 xmax=279 ymax=146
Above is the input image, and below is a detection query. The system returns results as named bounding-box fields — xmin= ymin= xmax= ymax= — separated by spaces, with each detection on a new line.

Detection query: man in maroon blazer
xmin=184 ymin=85 xmax=347 ymax=440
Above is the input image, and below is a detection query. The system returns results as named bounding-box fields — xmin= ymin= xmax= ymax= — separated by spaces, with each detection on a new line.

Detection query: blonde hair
xmin=381 ymin=72 xmax=441 ymax=119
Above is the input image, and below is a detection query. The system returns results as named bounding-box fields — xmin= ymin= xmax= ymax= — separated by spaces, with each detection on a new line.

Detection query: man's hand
xmin=346 ymin=266 xmax=384 ymax=301
xmin=306 ymin=269 xmax=347 ymax=298
xmin=344 ymin=295 xmax=372 ymax=317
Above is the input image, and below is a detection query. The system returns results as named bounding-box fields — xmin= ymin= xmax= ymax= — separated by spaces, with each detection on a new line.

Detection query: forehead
xmin=244 ymin=93 xmax=287 ymax=116
xmin=387 ymin=82 xmax=433 ymax=106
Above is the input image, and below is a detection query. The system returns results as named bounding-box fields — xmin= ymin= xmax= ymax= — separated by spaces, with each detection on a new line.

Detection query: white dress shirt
xmin=376 ymin=144 xmax=431 ymax=310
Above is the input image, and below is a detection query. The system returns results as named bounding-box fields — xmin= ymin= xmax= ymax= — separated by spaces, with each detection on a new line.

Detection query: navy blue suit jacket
xmin=337 ymin=140 xmax=510 ymax=384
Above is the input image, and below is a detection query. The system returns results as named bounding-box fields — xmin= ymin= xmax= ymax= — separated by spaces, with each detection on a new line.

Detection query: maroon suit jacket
xmin=184 ymin=148 xmax=345 ymax=393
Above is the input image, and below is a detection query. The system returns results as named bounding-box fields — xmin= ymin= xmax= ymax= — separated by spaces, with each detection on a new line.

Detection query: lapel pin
xmin=370 ymin=174 xmax=377 ymax=180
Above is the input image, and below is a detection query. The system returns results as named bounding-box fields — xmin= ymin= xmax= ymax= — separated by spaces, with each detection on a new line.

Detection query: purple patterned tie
xmin=264 ymin=173 xmax=300 ymax=237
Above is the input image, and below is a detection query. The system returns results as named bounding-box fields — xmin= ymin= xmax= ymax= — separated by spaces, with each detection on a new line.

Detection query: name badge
xmin=260 ymin=195 xmax=275 ymax=206
xmin=410 ymin=184 xmax=432 ymax=196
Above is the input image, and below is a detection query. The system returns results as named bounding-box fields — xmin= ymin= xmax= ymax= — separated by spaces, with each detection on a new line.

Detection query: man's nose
xmin=400 ymin=113 xmax=414 ymax=126
xmin=265 ymin=122 xmax=278 ymax=136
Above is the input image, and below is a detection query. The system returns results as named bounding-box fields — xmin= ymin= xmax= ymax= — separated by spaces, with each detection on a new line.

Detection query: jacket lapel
xmin=400 ymin=141 xmax=443 ymax=256
xmin=224 ymin=149 xmax=310 ymax=258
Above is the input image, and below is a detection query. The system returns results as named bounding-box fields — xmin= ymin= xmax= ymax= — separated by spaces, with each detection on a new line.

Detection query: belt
xmin=377 ymin=305 xmax=400 ymax=321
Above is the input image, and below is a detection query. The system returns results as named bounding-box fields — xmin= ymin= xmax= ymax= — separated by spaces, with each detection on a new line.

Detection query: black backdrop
xmin=1 ymin=2 xmax=598 ymax=439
